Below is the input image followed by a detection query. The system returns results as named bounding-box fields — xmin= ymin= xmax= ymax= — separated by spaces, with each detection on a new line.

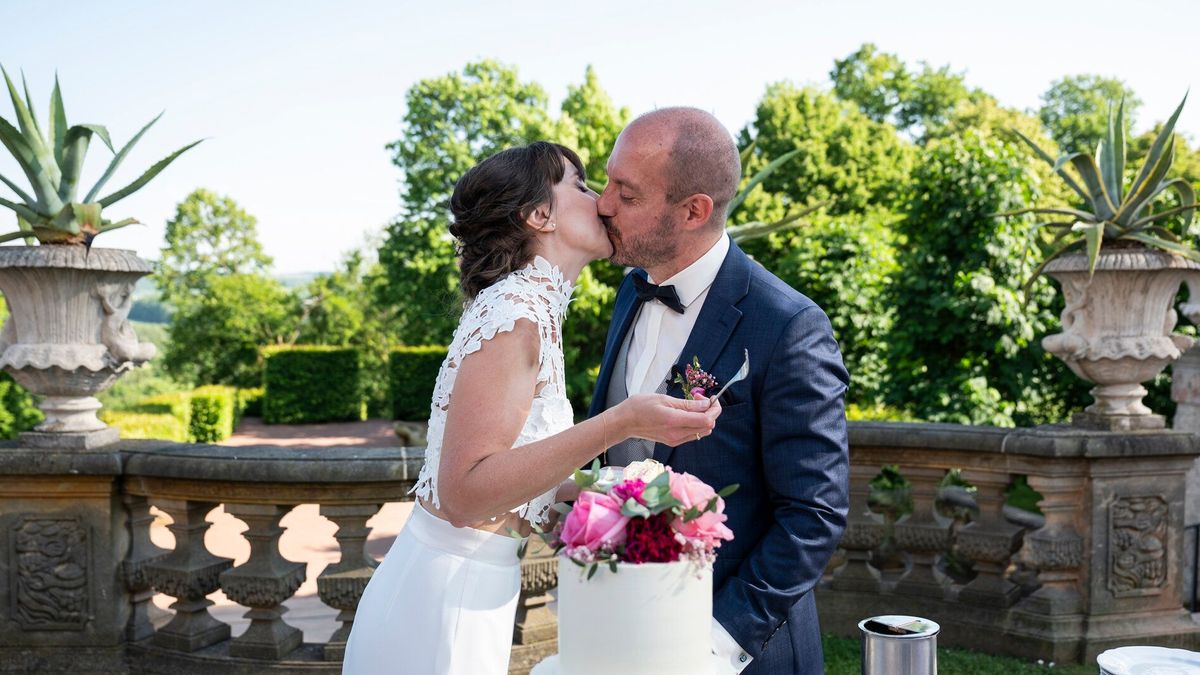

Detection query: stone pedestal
xmin=0 ymin=449 xmax=129 ymax=673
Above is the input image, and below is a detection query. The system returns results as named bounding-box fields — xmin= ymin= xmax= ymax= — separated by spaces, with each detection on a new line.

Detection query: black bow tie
xmin=632 ymin=274 xmax=685 ymax=314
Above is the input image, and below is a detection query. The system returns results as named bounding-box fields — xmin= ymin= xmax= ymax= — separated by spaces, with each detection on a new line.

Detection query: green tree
xmin=1038 ymin=75 xmax=1141 ymax=154
xmin=830 ymin=43 xmax=975 ymax=140
xmin=155 ymin=189 xmax=273 ymax=308
xmin=376 ymin=60 xmax=630 ymax=409
xmin=293 ymin=249 xmax=398 ymax=416
xmin=377 ymin=60 xmax=577 ymax=346
xmin=163 ymin=274 xmax=299 ymax=388
xmin=560 ymin=65 xmax=631 ymax=186
xmin=887 ymin=130 xmax=1086 ymax=426
xmin=738 ymin=83 xmax=916 ymax=217
xmin=737 ymin=209 xmax=900 ymax=406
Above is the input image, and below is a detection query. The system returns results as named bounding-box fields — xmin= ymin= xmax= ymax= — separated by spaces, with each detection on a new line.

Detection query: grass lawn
xmin=823 ymin=634 xmax=1095 ymax=674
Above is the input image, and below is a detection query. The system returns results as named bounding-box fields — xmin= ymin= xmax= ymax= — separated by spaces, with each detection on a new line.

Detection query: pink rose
xmin=690 ymin=387 xmax=708 ymax=400
xmin=668 ymin=471 xmax=734 ymax=550
xmin=611 ymin=478 xmax=646 ymax=505
xmin=559 ymin=491 xmax=630 ymax=554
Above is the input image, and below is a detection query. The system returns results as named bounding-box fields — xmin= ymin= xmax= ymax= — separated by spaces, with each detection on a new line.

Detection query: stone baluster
xmin=893 ymin=466 xmax=951 ymax=597
xmin=317 ymin=503 xmax=382 ymax=661
xmin=830 ymin=463 xmax=884 ymax=592
xmin=219 ymin=503 xmax=306 ymax=659
xmin=956 ymin=469 xmax=1025 ymax=607
xmin=144 ymin=500 xmax=234 ymax=651
xmin=121 ymin=493 xmax=168 ymax=642
xmin=1019 ymin=473 xmax=1085 ymax=616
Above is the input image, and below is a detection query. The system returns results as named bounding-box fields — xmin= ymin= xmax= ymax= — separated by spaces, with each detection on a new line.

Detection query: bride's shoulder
xmin=469 ymin=256 xmax=572 ymax=318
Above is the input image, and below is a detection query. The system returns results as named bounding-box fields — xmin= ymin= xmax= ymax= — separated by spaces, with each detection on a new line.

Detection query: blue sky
xmin=1 ymin=0 xmax=1196 ymax=273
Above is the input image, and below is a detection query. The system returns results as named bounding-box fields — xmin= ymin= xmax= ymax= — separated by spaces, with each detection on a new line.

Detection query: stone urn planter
xmin=1042 ymin=247 xmax=1199 ymax=431
xmin=0 ymin=246 xmax=156 ymax=449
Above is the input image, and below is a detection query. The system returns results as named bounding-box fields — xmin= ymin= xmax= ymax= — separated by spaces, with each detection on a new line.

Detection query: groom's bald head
xmin=623 ymin=107 xmax=741 ymax=230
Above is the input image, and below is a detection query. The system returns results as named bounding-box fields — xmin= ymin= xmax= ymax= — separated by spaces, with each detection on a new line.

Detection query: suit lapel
xmin=653 ymin=242 xmax=753 ymax=465
xmin=588 ymin=269 xmax=645 ymax=418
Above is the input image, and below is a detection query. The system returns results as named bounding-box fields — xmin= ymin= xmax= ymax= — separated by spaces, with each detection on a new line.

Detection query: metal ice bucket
xmin=859 ymin=615 xmax=940 ymax=675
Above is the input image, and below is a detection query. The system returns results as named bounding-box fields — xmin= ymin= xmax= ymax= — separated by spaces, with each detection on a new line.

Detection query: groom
xmin=589 ymin=107 xmax=850 ymax=674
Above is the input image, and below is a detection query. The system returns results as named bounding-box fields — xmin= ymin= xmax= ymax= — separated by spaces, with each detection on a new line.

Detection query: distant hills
xmin=131 ymin=272 xmax=328 ymax=324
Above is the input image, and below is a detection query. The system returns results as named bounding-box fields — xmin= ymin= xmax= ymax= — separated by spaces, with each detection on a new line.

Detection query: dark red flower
xmin=622 ymin=512 xmax=683 ymax=564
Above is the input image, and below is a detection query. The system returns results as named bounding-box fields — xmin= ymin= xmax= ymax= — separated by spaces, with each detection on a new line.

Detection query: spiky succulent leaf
xmin=1072 ymin=221 xmax=1104 ymax=276
xmin=1054 ymin=153 xmax=1116 ymax=220
xmin=97 ymin=139 xmax=203 ymax=207
xmin=0 ymin=170 xmax=35 ymax=205
xmin=0 ymin=116 xmax=57 ymax=210
xmin=1 ymin=66 xmax=59 ymax=187
xmin=1099 ymin=99 xmax=1126 ymax=204
xmin=994 ymin=206 xmax=1100 ymax=222
xmin=1011 ymin=128 xmax=1089 ymax=203
xmin=728 ymin=147 xmax=801 ymax=215
xmin=48 ymin=75 xmax=67 ymax=169
xmin=96 ymin=217 xmax=138 ymax=233
xmin=727 ymin=199 xmax=827 ymax=244
xmin=85 ymin=112 xmax=161 ymax=202
xmin=1023 ymin=234 xmax=1086 ymax=295
xmin=1131 ymin=178 xmax=1197 ymax=232
xmin=58 ymin=125 xmax=93 ymax=202
xmin=739 ymin=139 xmax=756 ymax=167
xmin=1115 ymin=137 xmax=1176 ymax=224
xmin=1125 ymin=230 xmax=1200 ymax=262
xmin=1125 ymin=93 xmax=1187 ymax=216
xmin=0 ymin=195 xmax=42 ymax=222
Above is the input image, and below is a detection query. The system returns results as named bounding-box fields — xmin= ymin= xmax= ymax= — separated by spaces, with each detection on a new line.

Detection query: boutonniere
xmin=673 ymin=356 xmax=718 ymax=400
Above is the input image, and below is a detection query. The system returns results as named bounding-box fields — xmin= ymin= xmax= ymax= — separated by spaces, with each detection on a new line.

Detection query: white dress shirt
xmin=625 ymin=233 xmax=730 ymax=396
xmin=622 ymin=232 xmax=753 ymax=672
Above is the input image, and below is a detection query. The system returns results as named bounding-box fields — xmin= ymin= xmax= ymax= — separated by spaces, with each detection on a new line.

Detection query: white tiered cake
xmin=531 ymin=558 xmax=717 ymax=675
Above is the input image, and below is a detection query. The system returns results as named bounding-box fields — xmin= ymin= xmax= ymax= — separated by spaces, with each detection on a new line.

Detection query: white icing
xmin=554 ymin=559 xmax=714 ymax=675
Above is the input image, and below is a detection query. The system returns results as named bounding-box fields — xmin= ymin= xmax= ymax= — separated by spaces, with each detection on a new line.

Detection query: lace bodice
xmin=411 ymin=256 xmax=575 ymax=527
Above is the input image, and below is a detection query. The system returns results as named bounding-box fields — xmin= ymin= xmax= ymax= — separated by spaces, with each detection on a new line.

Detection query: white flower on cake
xmin=622 ymin=458 xmax=666 ymax=483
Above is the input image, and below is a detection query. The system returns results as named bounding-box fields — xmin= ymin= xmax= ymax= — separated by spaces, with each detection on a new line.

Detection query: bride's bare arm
xmin=436 ymin=318 xmax=719 ymax=527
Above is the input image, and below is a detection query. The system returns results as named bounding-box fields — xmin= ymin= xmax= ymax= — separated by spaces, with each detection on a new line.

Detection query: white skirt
xmin=343 ymin=503 xmax=523 ymax=675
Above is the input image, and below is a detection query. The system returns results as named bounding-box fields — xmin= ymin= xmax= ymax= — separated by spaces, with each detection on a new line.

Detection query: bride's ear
xmin=525 ymin=203 xmax=556 ymax=233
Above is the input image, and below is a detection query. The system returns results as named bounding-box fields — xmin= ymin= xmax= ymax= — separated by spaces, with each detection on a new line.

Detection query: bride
xmin=343 ymin=142 xmax=721 ymax=674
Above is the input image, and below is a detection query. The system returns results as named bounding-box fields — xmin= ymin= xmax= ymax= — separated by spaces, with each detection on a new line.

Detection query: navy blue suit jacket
xmin=588 ymin=241 xmax=850 ymax=674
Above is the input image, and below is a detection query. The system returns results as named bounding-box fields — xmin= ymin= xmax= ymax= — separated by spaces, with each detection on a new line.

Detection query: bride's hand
xmin=614 ymin=394 xmax=722 ymax=447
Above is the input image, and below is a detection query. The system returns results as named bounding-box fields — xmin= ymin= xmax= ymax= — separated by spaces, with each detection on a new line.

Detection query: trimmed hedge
xmin=190 ymin=385 xmax=237 ymax=442
xmin=263 ymin=346 xmax=365 ymax=424
xmin=389 ymin=346 xmax=446 ymax=421
xmin=100 ymin=411 xmax=188 ymax=441
xmin=238 ymin=387 xmax=265 ymax=418
xmin=134 ymin=391 xmax=192 ymax=430
xmin=119 ymin=387 xmax=240 ymax=443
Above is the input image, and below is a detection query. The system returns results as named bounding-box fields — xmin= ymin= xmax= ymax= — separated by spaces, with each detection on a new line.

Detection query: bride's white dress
xmin=343 ymin=256 xmax=575 ymax=674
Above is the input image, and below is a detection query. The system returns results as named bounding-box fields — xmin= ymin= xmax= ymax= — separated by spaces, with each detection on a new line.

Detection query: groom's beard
xmin=608 ymin=213 xmax=678 ymax=270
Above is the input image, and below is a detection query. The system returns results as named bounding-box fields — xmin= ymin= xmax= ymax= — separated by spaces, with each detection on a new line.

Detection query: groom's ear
xmin=679 ymin=193 xmax=715 ymax=231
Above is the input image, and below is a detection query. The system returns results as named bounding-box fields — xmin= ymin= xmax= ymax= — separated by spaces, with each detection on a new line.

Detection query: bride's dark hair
xmin=449 ymin=141 xmax=586 ymax=300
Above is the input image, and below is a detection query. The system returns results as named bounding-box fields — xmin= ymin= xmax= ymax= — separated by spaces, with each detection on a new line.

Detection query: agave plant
xmin=1003 ymin=94 xmax=1197 ymax=286
xmin=0 ymin=66 xmax=201 ymax=246
xmin=726 ymin=141 xmax=830 ymax=244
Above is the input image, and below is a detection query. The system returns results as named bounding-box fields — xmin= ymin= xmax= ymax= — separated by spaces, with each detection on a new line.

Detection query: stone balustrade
xmin=819 ymin=422 xmax=1200 ymax=663
xmin=2 ymin=422 xmax=1199 ymax=672
xmin=0 ymin=440 xmax=556 ymax=675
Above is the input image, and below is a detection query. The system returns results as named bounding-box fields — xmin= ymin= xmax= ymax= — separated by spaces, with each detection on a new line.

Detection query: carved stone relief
xmin=10 ymin=516 xmax=90 ymax=630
